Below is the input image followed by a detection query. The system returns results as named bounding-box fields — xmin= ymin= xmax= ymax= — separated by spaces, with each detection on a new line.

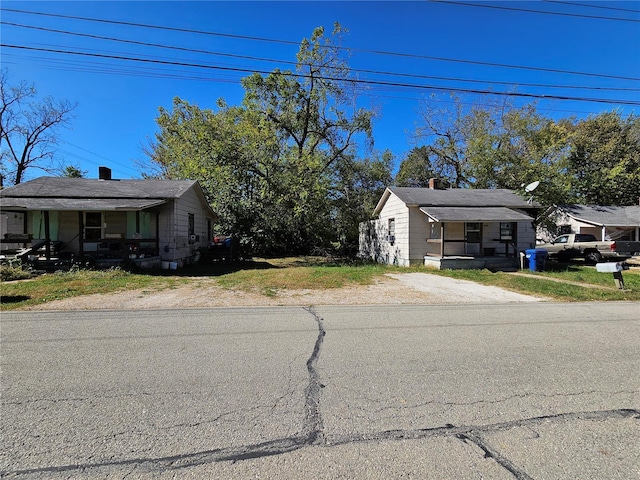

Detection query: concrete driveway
xmin=387 ymin=273 xmax=545 ymax=303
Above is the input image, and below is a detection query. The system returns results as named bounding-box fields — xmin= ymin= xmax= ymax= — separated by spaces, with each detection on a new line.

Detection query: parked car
xmin=537 ymin=233 xmax=640 ymax=263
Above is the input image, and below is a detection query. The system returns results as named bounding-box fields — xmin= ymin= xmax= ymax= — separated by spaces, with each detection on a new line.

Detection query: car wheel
xmin=585 ymin=251 xmax=602 ymax=264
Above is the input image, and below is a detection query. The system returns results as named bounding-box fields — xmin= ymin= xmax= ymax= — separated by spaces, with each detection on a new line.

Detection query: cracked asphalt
xmin=1 ymin=302 xmax=638 ymax=479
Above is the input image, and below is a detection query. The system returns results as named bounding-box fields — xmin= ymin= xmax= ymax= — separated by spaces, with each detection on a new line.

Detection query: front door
xmin=465 ymin=222 xmax=481 ymax=255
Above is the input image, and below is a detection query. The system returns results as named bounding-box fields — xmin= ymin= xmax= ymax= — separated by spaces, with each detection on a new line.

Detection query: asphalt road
xmin=1 ymin=303 xmax=638 ymax=479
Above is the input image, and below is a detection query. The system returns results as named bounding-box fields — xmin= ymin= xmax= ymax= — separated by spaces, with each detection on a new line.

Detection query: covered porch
xmin=2 ymin=197 xmax=166 ymax=270
xmin=420 ymin=206 xmax=535 ymax=271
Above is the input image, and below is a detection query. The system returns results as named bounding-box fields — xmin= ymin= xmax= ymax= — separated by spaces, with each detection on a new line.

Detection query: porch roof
xmin=419 ymin=206 xmax=534 ymax=222
xmin=0 ymin=197 xmax=167 ymax=211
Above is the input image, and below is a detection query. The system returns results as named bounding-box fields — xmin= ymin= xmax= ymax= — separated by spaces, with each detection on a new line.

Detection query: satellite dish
xmin=524 ymin=181 xmax=540 ymax=193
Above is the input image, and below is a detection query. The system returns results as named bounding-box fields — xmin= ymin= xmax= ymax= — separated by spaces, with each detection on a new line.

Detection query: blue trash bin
xmin=525 ymin=248 xmax=548 ymax=272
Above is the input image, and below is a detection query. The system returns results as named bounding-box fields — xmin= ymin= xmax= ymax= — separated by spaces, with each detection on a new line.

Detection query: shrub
xmin=0 ymin=264 xmax=32 ymax=281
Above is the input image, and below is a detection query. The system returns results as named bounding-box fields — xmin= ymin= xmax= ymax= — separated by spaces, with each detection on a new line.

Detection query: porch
xmin=423 ymin=254 xmax=519 ymax=271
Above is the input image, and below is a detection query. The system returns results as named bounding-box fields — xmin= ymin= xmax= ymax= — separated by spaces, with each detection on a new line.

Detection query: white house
xmin=0 ymin=168 xmax=217 ymax=269
xmin=537 ymin=204 xmax=640 ymax=243
xmin=360 ymin=181 xmax=539 ymax=269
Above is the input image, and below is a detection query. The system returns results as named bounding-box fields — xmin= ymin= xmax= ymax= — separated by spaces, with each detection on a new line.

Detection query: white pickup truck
xmin=537 ymin=233 xmax=640 ymax=263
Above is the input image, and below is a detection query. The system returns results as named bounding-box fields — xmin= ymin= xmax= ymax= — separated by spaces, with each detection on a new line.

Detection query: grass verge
xmin=1 ymin=258 xmax=639 ymax=310
xmin=428 ymin=264 xmax=640 ymax=302
xmin=0 ymin=268 xmax=182 ymax=310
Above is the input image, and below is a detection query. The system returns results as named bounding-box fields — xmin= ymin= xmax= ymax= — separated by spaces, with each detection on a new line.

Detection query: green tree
xmin=414 ymin=95 xmax=574 ymax=207
xmin=466 ymin=103 xmax=574 ymax=206
xmin=146 ymin=25 xmax=377 ymax=255
xmin=239 ymin=24 xmax=374 ymax=253
xmin=568 ymin=111 xmax=640 ymax=206
xmin=333 ymin=150 xmax=393 ymax=254
xmin=414 ymin=95 xmax=470 ymax=187
xmin=62 ymin=164 xmax=86 ymax=178
xmin=0 ymin=70 xmax=76 ymax=185
xmin=395 ymin=146 xmax=438 ymax=187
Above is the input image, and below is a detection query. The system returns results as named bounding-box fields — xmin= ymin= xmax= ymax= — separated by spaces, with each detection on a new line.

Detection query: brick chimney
xmin=98 ymin=166 xmax=112 ymax=180
xmin=428 ymin=178 xmax=441 ymax=190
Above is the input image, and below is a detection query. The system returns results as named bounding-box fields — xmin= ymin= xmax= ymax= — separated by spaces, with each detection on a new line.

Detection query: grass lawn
xmin=428 ymin=263 xmax=640 ymax=302
xmin=1 ymin=257 xmax=639 ymax=310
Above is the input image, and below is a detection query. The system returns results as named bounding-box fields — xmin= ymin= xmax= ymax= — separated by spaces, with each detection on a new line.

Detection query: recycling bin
xmin=525 ymin=248 xmax=548 ymax=272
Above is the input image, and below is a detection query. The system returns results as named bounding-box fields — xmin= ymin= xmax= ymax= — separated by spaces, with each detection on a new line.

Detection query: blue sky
xmin=2 ymin=1 xmax=639 ymax=181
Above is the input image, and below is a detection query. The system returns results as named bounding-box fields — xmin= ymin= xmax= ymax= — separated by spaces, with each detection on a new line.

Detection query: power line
xmin=3 ymin=43 xmax=639 ymax=106
xmin=2 ymin=50 xmax=623 ymax=119
xmin=3 ymin=7 xmax=639 ymax=82
xmin=5 ymin=21 xmax=637 ymax=93
xmin=432 ymin=0 xmax=640 ymax=23
xmin=542 ymin=1 xmax=640 ymax=15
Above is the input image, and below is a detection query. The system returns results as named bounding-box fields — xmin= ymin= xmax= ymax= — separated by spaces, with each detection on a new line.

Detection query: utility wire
xmin=542 ymin=1 xmax=640 ymax=15
xmin=3 ymin=43 xmax=639 ymax=106
xmin=432 ymin=0 xmax=640 ymax=23
xmin=3 ymin=7 xmax=639 ymax=82
xmin=5 ymin=21 xmax=637 ymax=93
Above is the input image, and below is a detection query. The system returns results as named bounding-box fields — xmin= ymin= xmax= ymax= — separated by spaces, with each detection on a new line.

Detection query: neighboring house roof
xmin=556 ymin=204 xmax=640 ymax=227
xmin=420 ymin=206 xmax=534 ymax=222
xmin=0 ymin=177 xmax=216 ymax=218
xmin=374 ymin=186 xmax=537 ymax=216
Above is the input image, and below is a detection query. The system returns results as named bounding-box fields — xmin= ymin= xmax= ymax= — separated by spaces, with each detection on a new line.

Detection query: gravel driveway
xmin=24 ymin=273 xmax=546 ymax=311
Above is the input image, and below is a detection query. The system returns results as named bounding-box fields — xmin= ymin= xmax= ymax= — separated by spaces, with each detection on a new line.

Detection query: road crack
xmin=302 ymin=306 xmax=326 ymax=445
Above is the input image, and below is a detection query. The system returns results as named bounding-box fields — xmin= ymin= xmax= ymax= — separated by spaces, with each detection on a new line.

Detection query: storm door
xmin=465 ymin=222 xmax=481 ymax=255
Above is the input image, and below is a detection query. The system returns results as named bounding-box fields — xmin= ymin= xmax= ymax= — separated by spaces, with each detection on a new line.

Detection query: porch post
xmin=440 ymin=222 xmax=445 ymax=257
xmin=156 ymin=212 xmax=160 ymax=256
xmin=78 ymin=212 xmax=84 ymax=257
xmin=601 ymin=226 xmax=606 ymax=241
xmin=44 ymin=211 xmax=51 ymax=260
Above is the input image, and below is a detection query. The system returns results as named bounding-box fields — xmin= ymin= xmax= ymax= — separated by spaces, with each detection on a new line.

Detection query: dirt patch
xmin=24 ymin=273 xmax=546 ymax=311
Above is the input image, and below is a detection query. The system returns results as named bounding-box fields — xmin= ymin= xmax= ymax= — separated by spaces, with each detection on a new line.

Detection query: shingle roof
xmin=389 ymin=187 xmax=533 ymax=207
xmin=419 ymin=206 xmax=534 ymax=222
xmin=0 ymin=177 xmax=197 ymax=199
xmin=0 ymin=177 xmax=216 ymax=218
xmin=374 ymin=186 xmax=537 ymax=215
xmin=559 ymin=204 xmax=640 ymax=227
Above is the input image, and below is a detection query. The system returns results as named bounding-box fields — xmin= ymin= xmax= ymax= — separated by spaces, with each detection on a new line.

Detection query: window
xmin=84 ymin=212 xmax=103 ymax=240
xmin=500 ymin=222 xmax=516 ymax=241
xmin=207 ymin=218 xmax=212 ymax=242
xmin=188 ymin=213 xmax=195 ymax=236
xmin=387 ymin=218 xmax=395 ymax=243
xmin=429 ymin=222 xmax=441 ymax=239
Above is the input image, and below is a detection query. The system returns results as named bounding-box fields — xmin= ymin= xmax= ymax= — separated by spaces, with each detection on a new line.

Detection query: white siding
xmin=162 ymin=186 xmax=215 ymax=264
xmin=515 ymin=220 xmax=536 ymax=251
xmin=359 ymin=192 xmax=412 ymax=266
xmin=0 ymin=212 xmax=26 ymax=253
xmin=408 ymin=206 xmax=430 ymax=264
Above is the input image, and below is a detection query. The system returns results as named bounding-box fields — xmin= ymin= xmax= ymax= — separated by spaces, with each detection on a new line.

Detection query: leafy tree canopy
xmin=146 ymin=25 xmax=385 ymax=256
